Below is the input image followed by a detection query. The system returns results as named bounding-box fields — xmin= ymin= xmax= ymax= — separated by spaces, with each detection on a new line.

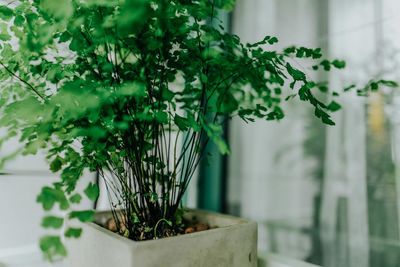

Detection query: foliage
xmin=0 ymin=0 xmax=396 ymax=260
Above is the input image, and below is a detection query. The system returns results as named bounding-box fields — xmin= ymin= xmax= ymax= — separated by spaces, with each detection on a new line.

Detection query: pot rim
xmin=86 ymin=209 xmax=257 ymax=246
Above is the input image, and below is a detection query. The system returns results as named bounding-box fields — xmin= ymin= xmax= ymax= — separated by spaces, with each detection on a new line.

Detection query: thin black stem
xmin=0 ymin=61 xmax=46 ymax=100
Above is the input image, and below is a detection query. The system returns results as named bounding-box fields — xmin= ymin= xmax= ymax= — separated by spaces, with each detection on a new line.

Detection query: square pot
xmin=66 ymin=209 xmax=257 ymax=267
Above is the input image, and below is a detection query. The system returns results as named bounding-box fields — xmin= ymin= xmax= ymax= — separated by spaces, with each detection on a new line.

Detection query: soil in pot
xmin=100 ymin=214 xmax=214 ymax=241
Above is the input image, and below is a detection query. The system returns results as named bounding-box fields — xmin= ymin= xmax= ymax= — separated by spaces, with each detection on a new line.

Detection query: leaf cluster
xmin=0 ymin=0 xmax=396 ymax=259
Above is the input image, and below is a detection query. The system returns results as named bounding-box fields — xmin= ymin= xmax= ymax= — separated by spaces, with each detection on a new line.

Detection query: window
xmin=225 ymin=1 xmax=400 ymax=266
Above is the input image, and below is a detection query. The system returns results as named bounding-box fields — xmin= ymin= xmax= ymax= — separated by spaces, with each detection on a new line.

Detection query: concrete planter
xmin=66 ymin=209 xmax=257 ymax=267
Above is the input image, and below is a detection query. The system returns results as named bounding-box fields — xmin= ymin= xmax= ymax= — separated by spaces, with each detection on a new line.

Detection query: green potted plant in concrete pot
xmin=0 ymin=0 xmax=394 ymax=266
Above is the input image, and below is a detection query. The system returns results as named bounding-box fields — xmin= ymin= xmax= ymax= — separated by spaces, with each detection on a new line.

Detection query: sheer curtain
xmin=321 ymin=1 xmax=374 ymax=266
xmin=227 ymin=0 xmax=400 ymax=266
xmin=228 ymin=0 xmax=322 ymax=257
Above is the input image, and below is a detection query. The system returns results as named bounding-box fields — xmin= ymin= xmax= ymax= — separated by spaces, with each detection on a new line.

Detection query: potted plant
xmin=0 ymin=0 xmax=395 ymax=266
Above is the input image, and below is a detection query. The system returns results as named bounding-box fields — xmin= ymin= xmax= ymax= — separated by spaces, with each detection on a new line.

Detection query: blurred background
xmin=1 ymin=0 xmax=400 ymax=266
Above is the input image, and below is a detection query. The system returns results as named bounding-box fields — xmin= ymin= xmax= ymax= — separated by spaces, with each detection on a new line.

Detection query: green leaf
xmin=22 ymin=139 xmax=46 ymax=155
xmin=274 ymin=88 xmax=282 ymax=95
xmin=65 ymin=227 xmax=82 ymax=238
xmin=312 ymin=48 xmax=322 ymax=59
xmin=37 ymin=187 xmax=70 ymax=211
xmin=318 ymin=84 xmax=328 ymax=93
xmin=161 ymin=87 xmax=174 ymax=101
xmin=50 ymin=156 xmax=63 ymax=172
xmin=320 ymin=60 xmax=331 ymax=71
xmin=0 ymin=22 xmax=10 ymax=41
xmin=14 ymin=15 xmax=25 ymax=26
xmin=40 ymin=0 xmax=73 ymax=20
xmin=59 ymin=31 xmax=71 ymax=42
xmin=218 ymin=92 xmax=238 ymax=113
xmin=332 ymin=59 xmax=346 ymax=69
xmin=69 ymin=210 xmax=95 ymax=222
xmin=118 ymin=83 xmax=146 ymax=97
xmin=379 ymin=80 xmax=398 ymax=88
xmin=69 ymin=36 xmax=82 ymax=51
xmin=39 ymin=235 xmax=67 ymax=260
xmin=298 ymin=84 xmax=310 ymax=101
xmin=266 ymin=107 xmax=284 ymax=120
xmin=117 ymin=0 xmax=150 ymax=34
xmin=84 ymin=183 xmax=99 ymax=202
xmin=322 ymin=116 xmax=335 ymax=126
xmin=174 ymin=115 xmax=190 ymax=131
xmin=41 ymin=216 xmax=64 ymax=229
xmin=370 ymin=82 xmax=378 ymax=91
xmin=69 ymin=193 xmax=82 ymax=204
xmin=74 ymin=127 xmax=107 ymax=139
xmin=284 ymin=46 xmax=296 ymax=54
xmin=155 ymin=111 xmax=168 ymax=123
xmin=0 ymin=6 xmax=14 ymax=21
xmin=267 ymin=36 xmax=279 ymax=45
xmin=286 ymin=63 xmax=306 ymax=81
xmin=327 ymin=101 xmax=341 ymax=112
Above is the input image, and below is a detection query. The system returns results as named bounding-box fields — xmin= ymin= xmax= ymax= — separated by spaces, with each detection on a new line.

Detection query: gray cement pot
xmin=66 ymin=209 xmax=257 ymax=267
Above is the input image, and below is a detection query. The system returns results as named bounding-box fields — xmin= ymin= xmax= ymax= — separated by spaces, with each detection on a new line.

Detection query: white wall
xmin=0 ymin=137 xmax=94 ymax=262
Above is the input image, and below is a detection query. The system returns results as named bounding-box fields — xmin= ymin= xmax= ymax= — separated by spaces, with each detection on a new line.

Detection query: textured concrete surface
xmin=66 ymin=210 xmax=257 ymax=267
